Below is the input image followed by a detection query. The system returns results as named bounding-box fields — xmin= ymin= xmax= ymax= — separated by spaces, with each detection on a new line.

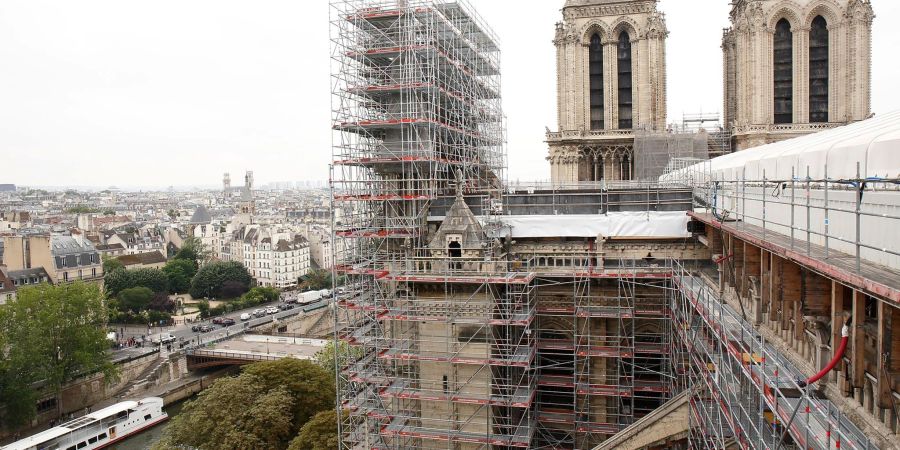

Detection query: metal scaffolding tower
xmin=330 ymin=1 xmax=527 ymax=448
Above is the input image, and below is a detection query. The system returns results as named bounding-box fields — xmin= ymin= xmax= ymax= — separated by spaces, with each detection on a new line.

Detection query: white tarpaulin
xmin=488 ymin=211 xmax=690 ymax=239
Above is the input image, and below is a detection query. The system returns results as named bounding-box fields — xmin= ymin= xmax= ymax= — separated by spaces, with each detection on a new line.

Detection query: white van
xmin=240 ymin=313 xmax=251 ymax=321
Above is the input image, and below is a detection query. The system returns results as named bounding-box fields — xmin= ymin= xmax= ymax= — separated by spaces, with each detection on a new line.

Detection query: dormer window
xmin=448 ymin=241 xmax=462 ymax=258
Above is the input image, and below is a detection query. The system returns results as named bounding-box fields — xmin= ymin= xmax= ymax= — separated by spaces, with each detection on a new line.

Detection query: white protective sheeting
xmin=490 ymin=212 xmax=691 ymax=239
xmin=661 ymin=109 xmax=900 ymax=183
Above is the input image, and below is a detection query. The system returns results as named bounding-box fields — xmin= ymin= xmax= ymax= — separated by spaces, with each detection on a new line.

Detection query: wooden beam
xmin=802 ymin=269 xmax=830 ymax=317
xmin=851 ymin=290 xmax=866 ymax=388
xmin=876 ymin=300 xmax=894 ymax=409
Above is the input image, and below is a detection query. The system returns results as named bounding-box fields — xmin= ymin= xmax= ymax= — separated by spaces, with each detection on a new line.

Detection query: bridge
xmin=185 ymin=335 xmax=328 ymax=371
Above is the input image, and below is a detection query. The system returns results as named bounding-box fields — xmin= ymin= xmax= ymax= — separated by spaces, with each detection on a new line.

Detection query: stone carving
xmin=644 ymin=11 xmax=668 ymax=39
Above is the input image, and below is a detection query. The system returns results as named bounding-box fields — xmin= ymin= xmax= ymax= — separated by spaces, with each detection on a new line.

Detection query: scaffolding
xmin=633 ymin=131 xmax=710 ymax=182
xmin=670 ymin=260 xmax=876 ymax=449
xmin=330 ymin=1 xmax=526 ymax=448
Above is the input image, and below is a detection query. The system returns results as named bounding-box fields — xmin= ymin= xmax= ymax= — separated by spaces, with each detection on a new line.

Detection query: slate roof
xmin=117 ymin=250 xmax=167 ymax=267
xmin=189 ymin=205 xmax=212 ymax=225
xmin=428 ymin=187 xmax=484 ymax=252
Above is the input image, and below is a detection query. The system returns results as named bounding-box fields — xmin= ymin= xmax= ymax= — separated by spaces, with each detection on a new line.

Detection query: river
xmin=107 ymin=400 xmax=185 ymax=450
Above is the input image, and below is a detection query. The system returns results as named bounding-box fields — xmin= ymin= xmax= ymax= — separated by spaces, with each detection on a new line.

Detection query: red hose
xmin=803 ymin=324 xmax=849 ymax=386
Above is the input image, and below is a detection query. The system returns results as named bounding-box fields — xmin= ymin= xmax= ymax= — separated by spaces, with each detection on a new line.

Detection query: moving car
xmin=265 ymin=306 xmax=280 ymax=315
xmin=151 ymin=333 xmax=176 ymax=344
xmin=240 ymin=313 xmax=252 ymax=321
xmin=198 ymin=325 xmax=214 ymax=333
xmin=252 ymin=309 xmax=266 ymax=318
xmin=220 ymin=318 xmax=235 ymax=326
xmin=278 ymin=303 xmax=294 ymax=311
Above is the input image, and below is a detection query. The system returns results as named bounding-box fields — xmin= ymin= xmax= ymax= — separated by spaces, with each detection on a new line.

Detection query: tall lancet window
xmin=589 ymin=34 xmax=604 ymax=130
xmin=617 ymin=31 xmax=633 ymax=129
xmin=773 ymin=18 xmax=793 ymax=124
xmin=809 ymin=16 xmax=829 ymax=123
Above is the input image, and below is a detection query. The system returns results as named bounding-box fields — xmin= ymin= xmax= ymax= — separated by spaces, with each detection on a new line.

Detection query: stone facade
xmin=548 ymin=0 xmax=668 ymax=184
xmin=724 ymin=0 xmax=874 ymax=150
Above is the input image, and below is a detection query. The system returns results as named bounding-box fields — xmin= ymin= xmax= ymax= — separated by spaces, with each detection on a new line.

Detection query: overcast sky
xmin=2 ymin=1 xmax=898 ymax=189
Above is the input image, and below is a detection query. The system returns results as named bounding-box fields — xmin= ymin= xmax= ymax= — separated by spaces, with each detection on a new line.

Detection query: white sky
xmin=1 ymin=0 xmax=898 ymax=189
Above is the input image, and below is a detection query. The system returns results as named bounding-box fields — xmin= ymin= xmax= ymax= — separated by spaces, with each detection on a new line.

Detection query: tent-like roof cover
xmin=662 ymin=110 xmax=900 ymax=183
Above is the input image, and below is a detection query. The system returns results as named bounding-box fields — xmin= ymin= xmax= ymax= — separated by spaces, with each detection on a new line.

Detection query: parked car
xmin=265 ymin=306 xmax=280 ymax=315
xmin=212 ymin=317 xmax=224 ymax=325
xmin=220 ymin=318 xmax=235 ymax=326
xmin=240 ymin=312 xmax=252 ymax=321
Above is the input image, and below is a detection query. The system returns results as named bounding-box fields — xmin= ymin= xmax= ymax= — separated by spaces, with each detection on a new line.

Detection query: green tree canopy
xmin=162 ymin=258 xmax=196 ymax=294
xmin=154 ymin=374 xmax=294 ymax=450
xmin=314 ymin=340 xmax=363 ymax=392
xmin=0 ymin=282 xmax=117 ymax=428
xmin=102 ymin=256 xmax=123 ymax=274
xmin=244 ymin=286 xmax=279 ymax=304
xmin=300 ymin=269 xmax=332 ymax=291
xmin=241 ymin=358 xmax=335 ymax=432
xmin=189 ymin=261 xmax=252 ymax=299
xmin=104 ymin=267 xmax=168 ymax=297
xmin=118 ymin=287 xmax=154 ymax=313
xmin=288 ymin=409 xmax=344 ymax=450
xmin=174 ymin=236 xmax=210 ymax=268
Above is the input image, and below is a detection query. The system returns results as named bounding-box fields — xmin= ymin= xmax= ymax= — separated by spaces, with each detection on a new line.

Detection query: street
xmin=110 ymin=298 xmax=328 ymax=361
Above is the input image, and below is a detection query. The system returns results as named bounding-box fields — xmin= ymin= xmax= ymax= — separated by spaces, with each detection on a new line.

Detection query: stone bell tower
xmin=547 ymin=0 xmax=668 ymax=184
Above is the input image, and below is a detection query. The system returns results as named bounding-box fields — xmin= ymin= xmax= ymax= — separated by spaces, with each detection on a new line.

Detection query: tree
xmin=189 ymin=261 xmax=252 ymax=299
xmin=314 ymin=340 xmax=362 ymax=392
xmin=0 ymin=282 xmax=117 ymax=427
xmin=241 ymin=359 xmax=335 ymax=439
xmin=300 ymin=269 xmax=332 ymax=291
xmin=118 ymin=287 xmax=154 ymax=313
xmin=154 ymin=374 xmax=295 ymax=450
xmin=162 ymin=258 xmax=196 ymax=294
xmin=102 ymin=256 xmax=123 ymax=274
xmin=174 ymin=236 xmax=210 ymax=268
xmin=288 ymin=409 xmax=345 ymax=450
xmin=129 ymin=268 xmax=169 ymax=294
xmin=104 ymin=267 xmax=168 ymax=297
xmin=220 ymin=280 xmax=249 ymax=299
xmin=243 ymin=286 xmax=279 ymax=304
xmin=148 ymin=292 xmax=175 ymax=313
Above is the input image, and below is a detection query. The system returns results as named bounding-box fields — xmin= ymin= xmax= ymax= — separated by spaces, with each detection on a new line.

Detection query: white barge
xmin=1 ymin=397 xmax=168 ymax=450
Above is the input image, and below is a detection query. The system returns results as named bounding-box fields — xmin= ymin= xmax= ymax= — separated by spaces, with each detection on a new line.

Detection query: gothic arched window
xmin=617 ymin=31 xmax=633 ymax=129
xmin=809 ymin=15 xmax=829 ymax=123
xmin=773 ymin=18 xmax=793 ymax=124
xmin=589 ymin=34 xmax=604 ymax=130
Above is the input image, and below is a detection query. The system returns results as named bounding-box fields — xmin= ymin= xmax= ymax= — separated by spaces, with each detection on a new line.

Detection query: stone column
xmin=606 ymin=41 xmax=617 ymax=129
xmin=603 ymin=151 xmax=613 ymax=181
xmin=796 ymin=26 xmax=810 ymax=123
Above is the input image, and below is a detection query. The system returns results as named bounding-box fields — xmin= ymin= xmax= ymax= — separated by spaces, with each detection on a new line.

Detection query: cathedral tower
xmin=547 ymin=0 xmax=668 ymax=184
xmin=723 ymin=0 xmax=874 ymax=150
